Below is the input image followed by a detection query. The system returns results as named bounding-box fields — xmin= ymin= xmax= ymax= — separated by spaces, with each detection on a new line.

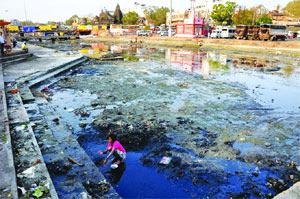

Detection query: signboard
xmin=23 ymin=26 xmax=35 ymax=33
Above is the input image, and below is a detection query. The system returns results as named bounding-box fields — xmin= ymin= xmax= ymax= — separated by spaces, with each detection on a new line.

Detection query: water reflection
xmin=164 ymin=48 xmax=300 ymax=78
xmin=74 ymin=42 xmax=300 ymax=79
xmin=166 ymin=49 xmax=229 ymax=75
xmin=106 ymin=162 xmax=126 ymax=184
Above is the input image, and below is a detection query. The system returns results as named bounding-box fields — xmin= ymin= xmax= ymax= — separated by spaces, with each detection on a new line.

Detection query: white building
xmin=194 ymin=0 xmax=228 ymax=22
xmin=122 ymin=2 xmax=149 ymax=18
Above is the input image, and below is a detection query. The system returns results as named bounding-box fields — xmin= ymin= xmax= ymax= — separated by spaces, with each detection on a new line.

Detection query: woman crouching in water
xmin=98 ymin=134 xmax=126 ymax=169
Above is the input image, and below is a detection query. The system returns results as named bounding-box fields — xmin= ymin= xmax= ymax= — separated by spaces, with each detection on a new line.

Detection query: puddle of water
xmin=78 ymin=133 xmax=191 ymax=198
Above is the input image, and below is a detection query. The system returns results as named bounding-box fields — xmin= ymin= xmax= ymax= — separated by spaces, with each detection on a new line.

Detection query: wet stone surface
xmin=41 ymin=44 xmax=300 ymax=198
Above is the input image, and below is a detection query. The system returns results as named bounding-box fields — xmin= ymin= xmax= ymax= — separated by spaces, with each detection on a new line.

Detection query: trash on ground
xmin=32 ymin=188 xmax=43 ymax=198
xmin=15 ymin=125 xmax=25 ymax=131
xmin=9 ymin=89 xmax=19 ymax=94
xmin=68 ymin=156 xmax=84 ymax=167
xmin=32 ymin=159 xmax=41 ymax=166
xmin=111 ymin=164 xmax=118 ymax=169
xmin=18 ymin=187 xmax=27 ymax=195
xmin=18 ymin=166 xmax=36 ymax=178
xmin=159 ymin=157 xmax=172 ymax=165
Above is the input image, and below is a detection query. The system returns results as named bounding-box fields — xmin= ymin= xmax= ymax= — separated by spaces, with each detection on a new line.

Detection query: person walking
xmin=0 ymin=32 xmax=5 ymax=56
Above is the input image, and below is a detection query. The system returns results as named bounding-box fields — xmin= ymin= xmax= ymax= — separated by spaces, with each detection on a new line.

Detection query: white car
xmin=211 ymin=30 xmax=222 ymax=38
xmin=160 ymin=31 xmax=169 ymax=36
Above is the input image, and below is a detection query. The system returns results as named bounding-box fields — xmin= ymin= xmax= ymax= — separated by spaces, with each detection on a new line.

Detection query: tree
xmin=144 ymin=7 xmax=170 ymax=26
xmin=22 ymin=20 xmax=35 ymax=26
xmin=256 ymin=15 xmax=272 ymax=24
xmin=284 ymin=0 xmax=300 ymax=20
xmin=122 ymin=11 xmax=139 ymax=25
xmin=210 ymin=2 xmax=237 ymax=25
xmin=232 ymin=5 xmax=272 ymax=25
xmin=233 ymin=7 xmax=252 ymax=25
xmin=65 ymin=14 xmax=78 ymax=26
xmin=66 ymin=19 xmax=72 ymax=26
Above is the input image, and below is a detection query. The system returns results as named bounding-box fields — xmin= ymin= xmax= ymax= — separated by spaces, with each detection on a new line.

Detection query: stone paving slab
xmin=18 ymin=85 xmax=35 ymax=103
xmin=0 ymin=64 xmax=18 ymax=199
xmin=6 ymin=85 xmax=30 ymax=125
xmin=3 ymin=56 xmax=80 ymax=83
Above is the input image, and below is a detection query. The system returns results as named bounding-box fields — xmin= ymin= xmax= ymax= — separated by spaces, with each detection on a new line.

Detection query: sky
xmin=0 ymin=0 xmax=291 ymax=23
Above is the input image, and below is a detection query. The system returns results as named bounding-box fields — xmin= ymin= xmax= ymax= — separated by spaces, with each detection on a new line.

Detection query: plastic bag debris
xmin=18 ymin=166 xmax=36 ymax=178
xmin=18 ymin=186 xmax=26 ymax=195
xmin=111 ymin=164 xmax=118 ymax=169
xmin=32 ymin=188 xmax=43 ymax=198
xmin=15 ymin=125 xmax=27 ymax=131
xmin=9 ymin=89 xmax=19 ymax=94
xmin=159 ymin=157 xmax=172 ymax=165
xmin=32 ymin=159 xmax=41 ymax=166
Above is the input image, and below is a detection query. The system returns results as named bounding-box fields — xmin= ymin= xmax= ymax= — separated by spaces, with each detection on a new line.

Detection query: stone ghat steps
xmin=0 ymin=65 xmax=18 ymax=199
xmin=1 ymin=56 xmax=121 ymax=198
xmin=24 ymin=97 xmax=90 ymax=199
xmin=26 ymin=56 xmax=88 ymax=88
xmin=0 ymin=53 xmax=34 ymax=67
xmin=5 ymin=82 xmax=58 ymax=199
xmin=32 ymin=90 xmax=120 ymax=198
xmin=14 ymin=55 xmax=119 ymax=198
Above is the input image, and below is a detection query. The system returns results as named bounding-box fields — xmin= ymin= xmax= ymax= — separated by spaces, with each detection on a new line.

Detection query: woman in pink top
xmin=98 ymin=134 xmax=126 ymax=169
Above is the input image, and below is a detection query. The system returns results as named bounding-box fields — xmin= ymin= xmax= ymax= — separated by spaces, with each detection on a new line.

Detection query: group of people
xmin=0 ymin=28 xmax=27 ymax=56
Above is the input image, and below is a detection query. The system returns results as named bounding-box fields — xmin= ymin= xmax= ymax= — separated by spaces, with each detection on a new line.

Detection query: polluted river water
xmin=31 ymin=41 xmax=300 ymax=198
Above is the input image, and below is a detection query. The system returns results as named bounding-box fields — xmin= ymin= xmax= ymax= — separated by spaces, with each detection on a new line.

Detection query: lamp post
xmin=24 ymin=0 xmax=28 ymax=25
xmin=169 ymin=0 xmax=172 ymax=37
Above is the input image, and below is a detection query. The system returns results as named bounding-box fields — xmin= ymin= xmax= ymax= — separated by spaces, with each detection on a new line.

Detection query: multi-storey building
xmin=194 ymin=0 xmax=227 ymax=23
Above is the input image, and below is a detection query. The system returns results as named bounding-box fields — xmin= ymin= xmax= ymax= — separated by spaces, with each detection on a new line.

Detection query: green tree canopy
xmin=210 ymin=2 xmax=237 ymax=25
xmin=122 ymin=11 xmax=139 ymax=25
xmin=233 ymin=6 xmax=272 ymax=25
xmin=284 ymin=0 xmax=300 ymax=19
xmin=256 ymin=15 xmax=272 ymax=24
xmin=144 ymin=7 xmax=170 ymax=26
xmin=65 ymin=14 xmax=79 ymax=26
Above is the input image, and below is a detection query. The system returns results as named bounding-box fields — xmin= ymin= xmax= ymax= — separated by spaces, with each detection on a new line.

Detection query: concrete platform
xmin=3 ymin=44 xmax=81 ymax=83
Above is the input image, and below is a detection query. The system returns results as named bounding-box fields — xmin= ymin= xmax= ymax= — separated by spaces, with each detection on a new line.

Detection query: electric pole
xmin=169 ymin=0 xmax=172 ymax=37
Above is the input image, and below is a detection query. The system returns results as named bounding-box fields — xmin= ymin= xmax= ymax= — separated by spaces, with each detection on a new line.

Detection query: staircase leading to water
xmin=1 ymin=57 xmax=120 ymax=198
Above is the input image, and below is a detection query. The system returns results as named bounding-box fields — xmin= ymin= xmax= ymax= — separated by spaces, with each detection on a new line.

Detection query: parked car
xmin=288 ymin=31 xmax=298 ymax=39
xmin=160 ymin=30 xmax=169 ymax=36
xmin=172 ymin=29 xmax=176 ymax=35
xmin=138 ymin=30 xmax=149 ymax=36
